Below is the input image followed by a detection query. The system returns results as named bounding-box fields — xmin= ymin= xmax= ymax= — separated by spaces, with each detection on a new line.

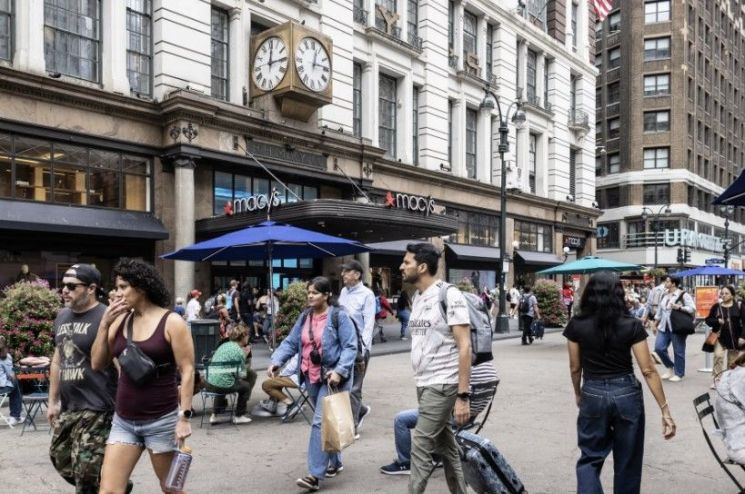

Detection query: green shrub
xmin=272 ymin=281 xmax=308 ymax=341
xmin=0 ymin=280 xmax=62 ymax=360
xmin=534 ymin=279 xmax=568 ymax=328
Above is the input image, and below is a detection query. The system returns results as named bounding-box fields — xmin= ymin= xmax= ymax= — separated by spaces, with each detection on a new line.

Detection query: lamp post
xmin=641 ymin=204 xmax=672 ymax=269
xmin=722 ymin=205 xmax=734 ymax=267
xmin=481 ymin=88 xmax=526 ymax=333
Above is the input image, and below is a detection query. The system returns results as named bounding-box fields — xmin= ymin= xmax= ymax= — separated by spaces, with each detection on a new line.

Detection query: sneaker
xmin=659 ymin=370 xmax=672 ymax=380
xmin=668 ymin=375 xmax=683 ymax=382
xmin=296 ymin=475 xmax=320 ymax=491
xmin=276 ymin=402 xmax=289 ymax=416
xmin=232 ymin=415 xmax=252 ymax=424
xmin=209 ymin=413 xmax=219 ymax=425
xmin=259 ymin=399 xmax=277 ymax=414
xmin=400 ymin=336 xmax=408 ymax=341
xmin=354 ymin=430 xmax=360 ymax=440
xmin=325 ymin=464 xmax=344 ymax=478
xmin=651 ymin=352 xmax=663 ymax=365
xmin=380 ymin=461 xmax=411 ymax=475
xmin=357 ymin=405 xmax=371 ymax=431
xmin=7 ymin=416 xmax=23 ymax=426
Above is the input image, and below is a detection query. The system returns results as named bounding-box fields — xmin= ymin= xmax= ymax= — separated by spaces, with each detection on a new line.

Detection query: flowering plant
xmin=0 ymin=280 xmax=61 ymax=360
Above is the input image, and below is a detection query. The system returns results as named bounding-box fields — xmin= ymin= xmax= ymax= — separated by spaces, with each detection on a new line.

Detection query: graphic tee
xmin=54 ymin=304 xmax=117 ymax=412
xmin=410 ymin=281 xmax=470 ymax=387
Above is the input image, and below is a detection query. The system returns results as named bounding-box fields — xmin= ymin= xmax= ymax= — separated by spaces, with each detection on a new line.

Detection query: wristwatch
xmin=178 ymin=409 xmax=194 ymax=420
xmin=456 ymin=392 xmax=471 ymax=401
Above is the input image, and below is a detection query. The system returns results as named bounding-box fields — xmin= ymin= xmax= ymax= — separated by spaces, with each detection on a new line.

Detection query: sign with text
xmin=695 ymin=286 xmax=719 ymax=319
xmin=664 ymin=229 xmax=724 ymax=253
xmin=227 ymin=189 xmax=283 ymax=216
xmin=383 ymin=191 xmax=435 ymax=216
xmin=563 ymin=235 xmax=586 ymax=250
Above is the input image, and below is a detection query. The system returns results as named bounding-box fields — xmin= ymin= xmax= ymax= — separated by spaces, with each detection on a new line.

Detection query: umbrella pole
xmin=268 ymin=241 xmax=276 ymax=350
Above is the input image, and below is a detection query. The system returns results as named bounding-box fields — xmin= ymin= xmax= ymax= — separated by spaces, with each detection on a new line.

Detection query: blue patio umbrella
xmin=537 ymin=256 xmax=641 ymax=275
xmin=713 ymin=169 xmax=745 ymax=206
xmin=162 ymin=220 xmax=370 ymax=346
xmin=672 ymin=265 xmax=745 ymax=277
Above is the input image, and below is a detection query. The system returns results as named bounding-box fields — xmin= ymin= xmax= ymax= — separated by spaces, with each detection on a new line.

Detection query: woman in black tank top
xmin=91 ymin=259 xmax=194 ymax=493
xmin=563 ymin=272 xmax=676 ymax=494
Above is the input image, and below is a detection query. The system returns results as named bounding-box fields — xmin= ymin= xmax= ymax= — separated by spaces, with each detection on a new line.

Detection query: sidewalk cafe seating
xmin=199 ymin=360 xmax=244 ymax=428
xmin=15 ymin=366 xmax=51 ymax=436
xmin=282 ymin=383 xmax=314 ymax=425
xmin=21 ymin=392 xmax=49 ymax=436
xmin=693 ymin=392 xmax=745 ymax=493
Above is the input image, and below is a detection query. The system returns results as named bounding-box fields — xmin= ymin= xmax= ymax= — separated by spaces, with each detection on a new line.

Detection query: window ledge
xmin=365 ymin=26 xmax=423 ymax=56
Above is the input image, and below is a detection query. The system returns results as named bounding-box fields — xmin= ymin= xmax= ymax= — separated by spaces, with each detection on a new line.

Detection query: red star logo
xmin=224 ymin=201 xmax=234 ymax=216
xmin=384 ymin=191 xmax=395 ymax=208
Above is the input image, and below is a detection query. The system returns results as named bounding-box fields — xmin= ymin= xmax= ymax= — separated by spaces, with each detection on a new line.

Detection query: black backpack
xmin=518 ymin=295 xmax=531 ymax=315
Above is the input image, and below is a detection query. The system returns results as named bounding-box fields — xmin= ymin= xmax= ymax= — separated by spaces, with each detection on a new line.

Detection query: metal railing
xmin=407 ymin=31 xmax=423 ymax=51
xmin=353 ymin=6 xmax=367 ymax=24
xmin=568 ymin=109 xmax=590 ymax=130
xmin=624 ymin=232 xmax=664 ymax=249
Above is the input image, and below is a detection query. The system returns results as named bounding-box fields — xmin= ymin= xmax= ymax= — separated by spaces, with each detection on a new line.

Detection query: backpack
xmin=299 ymin=307 xmax=366 ymax=366
xmin=438 ymin=283 xmax=493 ymax=365
xmin=518 ymin=295 xmax=531 ymax=315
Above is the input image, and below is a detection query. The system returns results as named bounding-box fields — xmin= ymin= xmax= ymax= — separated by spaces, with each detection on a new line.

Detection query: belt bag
xmin=119 ymin=314 xmax=170 ymax=386
xmin=669 ymin=293 xmax=695 ymax=335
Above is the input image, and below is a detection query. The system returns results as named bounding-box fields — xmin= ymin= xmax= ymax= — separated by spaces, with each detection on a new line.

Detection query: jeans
xmin=654 ymin=329 xmax=687 ymax=377
xmin=305 ymin=372 xmax=354 ymax=480
xmin=206 ymin=369 xmax=257 ymax=416
xmin=520 ymin=315 xmax=534 ymax=343
xmin=398 ymin=309 xmax=411 ymax=337
xmin=350 ymin=350 xmax=370 ymax=427
xmin=394 ymin=408 xmax=418 ymax=464
xmin=576 ymin=374 xmax=645 ymax=494
xmin=0 ymin=383 xmax=22 ymax=419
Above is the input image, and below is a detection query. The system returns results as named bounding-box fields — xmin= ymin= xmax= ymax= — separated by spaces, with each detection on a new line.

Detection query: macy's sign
xmin=384 ymin=191 xmax=435 ymax=216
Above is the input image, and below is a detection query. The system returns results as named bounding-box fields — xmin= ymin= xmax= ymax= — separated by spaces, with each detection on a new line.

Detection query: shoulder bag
xmin=118 ymin=314 xmax=171 ymax=386
xmin=669 ymin=292 xmax=695 ymax=335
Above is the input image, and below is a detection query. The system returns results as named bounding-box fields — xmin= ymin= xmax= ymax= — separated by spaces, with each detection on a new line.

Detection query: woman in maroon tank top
xmin=91 ymin=259 xmax=195 ymax=494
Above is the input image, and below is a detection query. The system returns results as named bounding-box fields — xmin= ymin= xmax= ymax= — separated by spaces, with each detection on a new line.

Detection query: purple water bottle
xmin=164 ymin=446 xmax=193 ymax=491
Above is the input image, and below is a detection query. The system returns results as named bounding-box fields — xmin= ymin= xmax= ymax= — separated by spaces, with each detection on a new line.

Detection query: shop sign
xmin=663 ymin=229 xmax=723 ymax=252
xmin=563 ymin=235 xmax=586 ymax=250
xmin=228 ymin=189 xmax=283 ymax=216
xmin=383 ymin=191 xmax=435 ymax=216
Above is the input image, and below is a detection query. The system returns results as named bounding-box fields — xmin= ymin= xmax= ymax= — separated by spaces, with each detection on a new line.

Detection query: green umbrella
xmin=537 ymin=256 xmax=642 ymax=275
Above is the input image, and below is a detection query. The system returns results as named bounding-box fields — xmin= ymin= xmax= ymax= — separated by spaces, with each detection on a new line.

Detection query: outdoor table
xmin=20 ymin=392 xmax=49 ymax=436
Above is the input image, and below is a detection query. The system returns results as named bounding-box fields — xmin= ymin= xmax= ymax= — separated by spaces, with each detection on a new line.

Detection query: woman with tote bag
xmin=705 ymin=286 xmax=745 ymax=384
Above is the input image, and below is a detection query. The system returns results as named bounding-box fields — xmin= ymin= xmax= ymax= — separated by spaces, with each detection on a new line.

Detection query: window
xmin=514 ymin=220 xmax=552 ymax=253
xmin=353 ymin=63 xmax=362 ymax=137
xmin=527 ymin=49 xmax=537 ymax=103
xmin=608 ymin=81 xmax=620 ymax=104
xmin=529 ymin=134 xmax=537 ymax=193
xmin=569 ymin=148 xmax=577 ymax=197
xmin=644 ymin=110 xmax=670 ymax=132
xmin=597 ymin=222 xmax=620 ymax=249
xmin=644 ymin=37 xmax=670 ymax=61
xmin=44 ymin=0 xmax=101 ymax=81
xmin=608 ymin=118 xmax=620 ymax=139
xmin=604 ymin=187 xmax=620 ymax=208
xmin=407 ymin=0 xmax=418 ymax=38
xmin=463 ymin=11 xmax=477 ymax=60
xmin=213 ymin=173 xmax=318 ymax=216
xmin=643 ymin=147 xmax=670 ymax=168
xmin=608 ymin=153 xmax=620 ymax=173
xmin=0 ymin=0 xmax=11 ymax=61
xmin=448 ymin=1 xmax=454 ymax=52
xmin=126 ymin=0 xmax=152 ymax=96
xmin=608 ymin=11 xmax=621 ymax=31
xmin=210 ymin=7 xmax=229 ymax=101
xmin=644 ymin=73 xmax=670 ymax=96
xmin=645 ymin=0 xmax=670 ymax=24
xmin=571 ymin=2 xmax=578 ymax=50
xmin=608 ymin=47 xmax=620 ymax=69
xmin=448 ymin=100 xmax=453 ymax=166
xmin=412 ymin=86 xmax=419 ymax=165
xmin=544 ymin=58 xmax=550 ymax=107
xmin=376 ymin=0 xmax=396 ymax=31
xmin=378 ymin=73 xmax=397 ymax=158
xmin=465 ymin=108 xmax=477 ymax=179
xmin=486 ymin=24 xmax=493 ymax=79
xmin=446 ymin=208 xmax=499 ymax=247
xmin=643 ymin=183 xmax=670 ymax=204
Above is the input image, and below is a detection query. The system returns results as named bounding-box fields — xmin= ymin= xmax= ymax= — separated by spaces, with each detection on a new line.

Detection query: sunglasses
xmin=62 ymin=282 xmax=89 ymax=291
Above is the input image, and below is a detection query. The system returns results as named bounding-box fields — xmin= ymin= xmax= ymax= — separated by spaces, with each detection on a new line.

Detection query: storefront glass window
xmin=446 ymin=208 xmax=499 ymax=247
xmin=253 ymin=177 xmax=269 ymax=196
xmin=303 ymin=186 xmax=317 ymax=200
xmin=514 ymin=220 xmax=552 ymax=252
xmin=213 ymin=172 xmax=318 ymax=214
xmin=234 ymin=175 xmax=251 ymax=201
xmin=286 ymin=183 xmax=303 ymax=203
xmin=213 ymin=171 xmax=233 ymax=215
xmin=597 ymin=222 xmax=619 ymax=249
xmin=0 ymin=131 xmax=11 ymax=197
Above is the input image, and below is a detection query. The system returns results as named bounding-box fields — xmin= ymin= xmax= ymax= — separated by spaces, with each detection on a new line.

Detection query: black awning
xmin=514 ymin=250 xmax=564 ymax=266
xmin=445 ymin=243 xmax=501 ymax=263
xmin=367 ymin=240 xmax=418 ymax=255
xmin=0 ymin=199 xmax=169 ymax=240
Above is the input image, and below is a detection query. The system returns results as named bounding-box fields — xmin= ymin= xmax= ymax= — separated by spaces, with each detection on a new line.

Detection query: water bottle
xmin=164 ymin=445 xmax=193 ymax=492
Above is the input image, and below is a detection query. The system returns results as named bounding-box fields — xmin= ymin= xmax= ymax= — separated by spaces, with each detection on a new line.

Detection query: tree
xmin=534 ymin=279 xmax=568 ymax=328
xmin=272 ymin=281 xmax=308 ymax=341
xmin=0 ymin=280 xmax=62 ymax=360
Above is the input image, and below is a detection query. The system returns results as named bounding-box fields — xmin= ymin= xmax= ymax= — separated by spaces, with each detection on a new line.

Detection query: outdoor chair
xmin=693 ymin=392 xmax=745 ymax=493
xmin=199 ymin=360 xmax=244 ymax=428
xmin=282 ymin=383 xmax=315 ymax=425
xmin=20 ymin=392 xmax=49 ymax=436
xmin=460 ymin=380 xmax=499 ymax=435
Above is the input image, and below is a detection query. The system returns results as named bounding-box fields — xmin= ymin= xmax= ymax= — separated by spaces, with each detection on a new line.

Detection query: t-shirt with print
xmin=207 ymin=341 xmax=246 ymax=389
xmin=54 ymin=304 xmax=117 ymax=413
xmin=410 ymin=280 xmax=470 ymax=387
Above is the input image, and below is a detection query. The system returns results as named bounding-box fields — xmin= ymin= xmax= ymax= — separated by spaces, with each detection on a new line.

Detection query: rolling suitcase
xmin=456 ymin=430 xmax=527 ymax=494
xmin=530 ymin=320 xmax=545 ymax=340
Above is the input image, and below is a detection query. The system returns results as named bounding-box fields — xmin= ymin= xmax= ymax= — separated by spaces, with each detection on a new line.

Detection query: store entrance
xmin=210 ymin=258 xmax=319 ymax=295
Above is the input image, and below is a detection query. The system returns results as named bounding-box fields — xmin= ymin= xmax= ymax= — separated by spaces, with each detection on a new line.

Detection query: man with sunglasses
xmin=48 ymin=264 xmax=120 ymax=494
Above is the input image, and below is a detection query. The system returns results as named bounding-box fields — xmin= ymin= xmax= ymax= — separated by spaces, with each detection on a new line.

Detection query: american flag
xmin=593 ymin=0 xmax=613 ymax=23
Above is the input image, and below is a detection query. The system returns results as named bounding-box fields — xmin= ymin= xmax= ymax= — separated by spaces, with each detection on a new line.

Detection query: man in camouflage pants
xmin=48 ymin=264 xmax=119 ymax=493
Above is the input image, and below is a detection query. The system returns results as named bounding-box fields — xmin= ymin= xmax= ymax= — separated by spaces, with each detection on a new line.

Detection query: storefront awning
xmin=514 ymin=250 xmax=564 ymax=266
xmin=445 ymin=243 xmax=501 ymax=263
xmin=0 ymin=199 xmax=169 ymax=240
xmin=367 ymin=240 xmax=417 ymax=255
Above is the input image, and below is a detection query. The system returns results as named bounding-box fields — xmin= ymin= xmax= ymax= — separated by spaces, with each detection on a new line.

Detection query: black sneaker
xmin=296 ymin=475 xmax=320 ymax=491
xmin=357 ymin=405 xmax=371 ymax=430
xmin=326 ymin=464 xmax=344 ymax=478
xmin=380 ymin=461 xmax=411 ymax=475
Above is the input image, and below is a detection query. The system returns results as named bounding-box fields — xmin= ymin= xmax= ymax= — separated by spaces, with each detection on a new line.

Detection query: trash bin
xmin=189 ymin=319 xmax=221 ymax=368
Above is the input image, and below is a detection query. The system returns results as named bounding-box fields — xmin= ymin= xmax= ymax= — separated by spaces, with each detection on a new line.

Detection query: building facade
xmin=595 ymin=0 xmax=745 ymax=271
xmin=0 ymin=0 xmax=598 ymax=298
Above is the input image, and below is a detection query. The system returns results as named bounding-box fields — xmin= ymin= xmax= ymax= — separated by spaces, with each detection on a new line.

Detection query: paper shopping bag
xmin=320 ymin=390 xmax=355 ymax=453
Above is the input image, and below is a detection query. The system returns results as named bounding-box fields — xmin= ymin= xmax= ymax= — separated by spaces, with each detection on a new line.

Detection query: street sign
xmin=705 ymin=258 xmax=725 ymax=265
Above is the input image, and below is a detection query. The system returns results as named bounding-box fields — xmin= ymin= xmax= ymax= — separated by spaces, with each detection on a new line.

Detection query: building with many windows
xmin=595 ymin=0 xmax=745 ymax=270
xmin=0 ymin=0 xmax=598 ymax=298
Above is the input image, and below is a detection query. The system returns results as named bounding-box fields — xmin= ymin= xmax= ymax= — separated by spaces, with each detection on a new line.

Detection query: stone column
xmin=477 ymin=15 xmax=487 ymax=80
xmin=15 ymin=0 xmax=45 ymax=75
xmin=229 ymin=8 xmax=246 ymax=105
xmin=536 ymin=52 xmax=546 ymax=106
xmin=477 ymin=106 xmax=491 ymax=183
xmin=363 ymin=59 xmax=379 ymax=147
xmin=517 ymin=40 xmax=528 ymax=97
xmin=399 ymin=72 xmax=413 ymax=162
xmin=173 ymin=157 xmax=196 ymax=301
xmin=102 ymin=0 xmax=129 ymax=93
xmin=451 ymin=96 xmax=466 ymax=177
xmin=454 ymin=1 xmax=464 ymax=72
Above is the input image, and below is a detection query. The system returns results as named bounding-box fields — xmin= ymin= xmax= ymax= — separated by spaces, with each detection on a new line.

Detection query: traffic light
xmin=683 ymin=248 xmax=691 ymax=264
xmin=677 ymin=248 xmax=683 ymax=264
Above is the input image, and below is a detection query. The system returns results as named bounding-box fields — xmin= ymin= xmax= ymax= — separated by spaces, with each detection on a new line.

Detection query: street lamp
xmin=641 ymin=204 xmax=672 ymax=269
xmin=481 ymin=88 xmax=527 ymax=333
xmin=721 ymin=205 xmax=735 ymax=267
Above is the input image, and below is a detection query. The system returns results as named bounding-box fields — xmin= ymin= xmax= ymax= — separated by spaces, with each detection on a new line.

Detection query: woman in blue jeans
xmin=563 ymin=272 xmax=676 ymax=494
xmin=268 ymin=277 xmax=357 ymax=492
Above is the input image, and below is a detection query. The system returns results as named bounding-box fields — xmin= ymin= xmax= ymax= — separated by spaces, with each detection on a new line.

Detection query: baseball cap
xmin=64 ymin=264 xmax=101 ymax=286
xmin=340 ymin=260 xmax=364 ymax=274
xmin=190 ymin=289 xmax=202 ymax=298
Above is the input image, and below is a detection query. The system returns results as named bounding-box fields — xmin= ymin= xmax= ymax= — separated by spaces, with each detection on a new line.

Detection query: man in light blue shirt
xmin=338 ymin=259 xmax=376 ymax=437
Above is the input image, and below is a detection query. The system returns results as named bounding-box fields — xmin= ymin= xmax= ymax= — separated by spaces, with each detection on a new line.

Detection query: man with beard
xmin=400 ymin=243 xmax=471 ymax=494
xmin=48 ymin=264 xmax=121 ymax=494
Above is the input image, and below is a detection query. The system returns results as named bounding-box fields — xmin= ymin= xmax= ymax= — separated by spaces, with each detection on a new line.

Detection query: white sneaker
xmin=7 ymin=416 xmax=23 ymax=426
xmin=659 ymin=371 xmax=672 ymax=380
xmin=275 ymin=402 xmax=288 ymax=416
xmin=233 ymin=415 xmax=252 ymax=424
xmin=668 ymin=375 xmax=682 ymax=382
xmin=209 ymin=413 xmax=219 ymax=424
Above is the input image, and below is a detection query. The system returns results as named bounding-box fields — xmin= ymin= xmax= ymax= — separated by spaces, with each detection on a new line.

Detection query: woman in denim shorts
xmin=91 ymin=259 xmax=195 ymax=493
xmin=563 ymin=272 xmax=676 ymax=494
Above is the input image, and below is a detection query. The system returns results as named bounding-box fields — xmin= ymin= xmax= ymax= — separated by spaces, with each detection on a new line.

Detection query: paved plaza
xmin=0 ymin=327 xmax=737 ymax=493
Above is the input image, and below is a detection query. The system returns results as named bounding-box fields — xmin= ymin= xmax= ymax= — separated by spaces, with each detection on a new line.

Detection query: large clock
xmin=252 ymin=36 xmax=288 ymax=91
xmin=295 ymin=37 xmax=331 ymax=92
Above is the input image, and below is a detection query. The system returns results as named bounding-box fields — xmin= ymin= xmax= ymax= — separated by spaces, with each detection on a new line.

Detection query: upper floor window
xmin=378 ymin=73 xmax=397 ymax=159
xmin=643 ymin=183 xmax=670 ymax=204
xmin=608 ymin=81 xmax=621 ymax=104
xmin=529 ymin=133 xmax=537 ymax=193
xmin=514 ymin=220 xmax=552 ymax=253
xmin=448 ymin=1 xmax=454 ymax=52
xmin=645 ymin=0 xmax=670 ymax=24
xmin=527 ymin=49 xmax=537 ymax=103
xmin=126 ymin=0 xmax=152 ymax=96
xmin=412 ymin=86 xmax=419 ymax=165
xmin=210 ymin=8 xmax=229 ymax=101
xmin=571 ymin=2 xmax=578 ymax=50
xmin=463 ymin=11 xmax=477 ymax=60
xmin=608 ymin=11 xmax=621 ymax=31
xmin=608 ymin=47 xmax=620 ymax=69
xmin=644 ymin=73 xmax=670 ymax=96
xmin=407 ymin=0 xmax=418 ymax=38
xmin=465 ymin=108 xmax=477 ymax=179
xmin=353 ymin=63 xmax=362 ymax=138
xmin=376 ymin=0 xmax=396 ymax=31
xmin=0 ymin=0 xmax=11 ymax=61
xmin=643 ymin=147 xmax=670 ymax=168
xmin=644 ymin=110 xmax=670 ymax=132
xmin=486 ymin=24 xmax=493 ymax=79
xmin=608 ymin=153 xmax=620 ymax=173
xmin=597 ymin=222 xmax=620 ymax=249
xmin=44 ymin=0 xmax=101 ymax=82
xmin=608 ymin=117 xmax=620 ymax=139
xmin=644 ymin=37 xmax=670 ymax=61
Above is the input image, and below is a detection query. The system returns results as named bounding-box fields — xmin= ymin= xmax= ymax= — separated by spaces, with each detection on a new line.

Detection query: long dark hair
xmin=113 ymin=258 xmax=171 ymax=308
xmin=577 ymin=272 xmax=627 ymax=348
xmin=307 ymin=276 xmax=338 ymax=307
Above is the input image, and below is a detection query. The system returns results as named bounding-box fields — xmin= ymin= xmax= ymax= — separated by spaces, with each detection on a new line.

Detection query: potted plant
xmin=0 ymin=280 xmax=61 ymax=360
xmin=534 ymin=279 xmax=568 ymax=328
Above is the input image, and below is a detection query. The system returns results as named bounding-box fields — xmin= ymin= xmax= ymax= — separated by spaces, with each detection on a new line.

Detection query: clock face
xmin=295 ymin=37 xmax=331 ymax=92
xmin=253 ymin=36 xmax=288 ymax=91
